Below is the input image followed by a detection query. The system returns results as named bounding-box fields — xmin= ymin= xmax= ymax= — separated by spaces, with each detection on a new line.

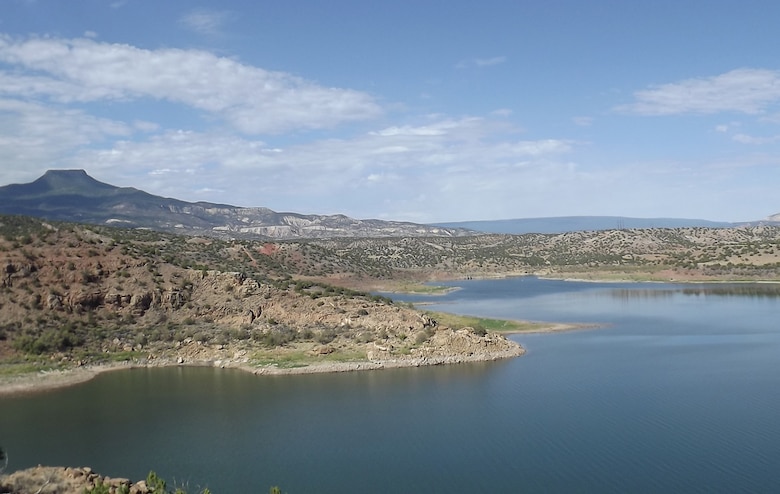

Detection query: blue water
xmin=3 ymin=277 xmax=780 ymax=493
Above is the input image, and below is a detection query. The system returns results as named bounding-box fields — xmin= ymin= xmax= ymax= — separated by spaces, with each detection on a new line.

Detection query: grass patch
xmin=250 ymin=350 xmax=311 ymax=369
xmin=319 ymin=350 xmax=366 ymax=362
xmin=105 ymin=350 xmax=142 ymax=362
xmin=0 ymin=361 xmax=62 ymax=376
xmin=425 ymin=311 xmax=551 ymax=333
xmin=390 ymin=283 xmax=457 ymax=295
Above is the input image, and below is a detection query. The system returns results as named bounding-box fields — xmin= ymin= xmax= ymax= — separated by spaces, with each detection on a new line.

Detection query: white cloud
xmin=6 ymin=36 xmax=774 ymax=223
xmin=732 ymin=133 xmax=780 ymax=145
xmin=0 ymin=35 xmax=382 ymax=134
xmin=7 ymin=101 xmax=777 ymax=222
xmin=149 ymin=168 xmax=180 ymax=176
xmin=572 ymin=116 xmax=593 ymax=127
xmin=475 ymin=56 xmax=506 ymax=67
xmin=133 ymin=120 xmax=160 ymax=132
xmin=618 ymin=68 xmax=780 ymax=115
xmin=52 ymin=116 xmax=574 ymax=216
xmin=0 ymin=97 xmax=130 ymax=180
xmin=759 ymin=112 xmax=780 ymax=124
xmin=491 ymin=108 xmax=513 ymax=117
xmin=455 ymin=56 xmax=507 ymax=69
xmin=179 ymin=9 xmax=233 ymax=35
xmin=372 ymin=123 xmax=451 ymax=137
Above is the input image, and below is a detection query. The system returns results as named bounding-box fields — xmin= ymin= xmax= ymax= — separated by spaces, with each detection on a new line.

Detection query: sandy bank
xmin=0 ymin=362 xmax=138 ymax=397
xmin=500 ymin=321 xmax=602 ymax=334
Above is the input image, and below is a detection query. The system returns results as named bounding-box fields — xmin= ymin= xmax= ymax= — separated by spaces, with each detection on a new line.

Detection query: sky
xmin=2 ymin=0 xmax=780 ymax=223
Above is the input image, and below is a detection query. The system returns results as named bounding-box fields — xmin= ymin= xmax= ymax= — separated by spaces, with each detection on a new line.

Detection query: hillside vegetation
xmin=305 ymin=225 xmax=780 ymax=287
xmin=0 ymin=215 xmax=521 ymax=380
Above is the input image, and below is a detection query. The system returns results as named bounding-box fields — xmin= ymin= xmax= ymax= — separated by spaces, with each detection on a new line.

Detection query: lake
xmin=3 ymin=276 xmax=780 ymax=493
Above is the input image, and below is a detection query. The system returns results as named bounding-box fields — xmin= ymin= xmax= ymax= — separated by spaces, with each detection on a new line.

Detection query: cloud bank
xmin=1 ymin=27 xmax=778 ymax=223
xmin=619 ymin=68 xmax=780 ymax=116
xmin=0 ymin=35 xmax=381 ymax=134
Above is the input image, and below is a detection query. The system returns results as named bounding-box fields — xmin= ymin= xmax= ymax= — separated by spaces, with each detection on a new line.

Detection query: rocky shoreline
xmin=1 ymin=466 xmax=151 ymax=494
xmin=0 ymin=339 xmax=526 ymax=397
xmin=0 ymin=315 xmax=608 ymax=397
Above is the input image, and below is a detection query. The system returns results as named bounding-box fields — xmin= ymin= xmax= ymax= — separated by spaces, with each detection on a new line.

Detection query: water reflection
xmin=604 ymin=284 xmax=780 ymax=301
xmin=681 ymin=284 xmax=780 ymax=298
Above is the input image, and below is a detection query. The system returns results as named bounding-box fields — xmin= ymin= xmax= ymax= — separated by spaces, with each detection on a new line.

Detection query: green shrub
xmin=316 ymin=328 xmax=337 ymax=344
xmin=471 ymin=325 xmax=488 ymax=336
xmin=88 ymin=479 xmax=111 ymax=494
xmin=258 ymin=326 xmax=298 ymax=347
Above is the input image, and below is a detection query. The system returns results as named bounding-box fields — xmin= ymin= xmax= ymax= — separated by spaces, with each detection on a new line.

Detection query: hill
xmin=0 ymin=170 xmax=472 ymax=240
xmin=0 ymin=215 xmax=524 ymax=390
xmin=306 ymin=224 xmax=780 ymax=286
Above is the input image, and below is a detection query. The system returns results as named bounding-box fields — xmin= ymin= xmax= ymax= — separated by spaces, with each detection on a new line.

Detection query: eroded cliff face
xmin=0 ymin=219 xmax=522 ymax=371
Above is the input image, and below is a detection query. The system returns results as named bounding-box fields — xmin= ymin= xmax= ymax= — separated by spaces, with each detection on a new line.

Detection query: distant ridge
xmin=0 ymin=170 xmax=471 ymax=239
xmin=2 ymin=170 xmax=775 ymax=239
xmin=0 ymin=169 xmax=233 ymax=227
xmin=432 ymin=216 xmax=735 ymax=234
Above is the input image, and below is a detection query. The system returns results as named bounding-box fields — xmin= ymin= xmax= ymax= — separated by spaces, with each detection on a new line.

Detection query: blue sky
xmin=2 ymin=0 xmax=780 ymax=223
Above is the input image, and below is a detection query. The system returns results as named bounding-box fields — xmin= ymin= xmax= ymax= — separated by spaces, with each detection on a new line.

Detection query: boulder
xmin=130 ymin=480 xmax=149 ymax=494
xmin=47 ymin=293 xmax=64 ymax=310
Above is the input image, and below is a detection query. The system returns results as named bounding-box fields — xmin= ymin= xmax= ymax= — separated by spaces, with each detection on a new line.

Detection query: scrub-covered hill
xmin=0 ymin=215 xmax=522 ymax=389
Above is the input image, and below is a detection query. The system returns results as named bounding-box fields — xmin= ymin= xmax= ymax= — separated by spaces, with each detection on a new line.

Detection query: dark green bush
xmin=316 ymin=328 xmax=337 ymax=344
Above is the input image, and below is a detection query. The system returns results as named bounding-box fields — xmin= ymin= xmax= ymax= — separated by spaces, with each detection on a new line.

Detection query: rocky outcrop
xmin=3 ymin=261 xmax=37 ymax=288
xmin=365 ymin=327 xmax=524 ymax=363
xmin=0 ymin=218 xmax=522 ymax=382
xmin=0 ymin=466 xmax=148 ymax=494
xmin=0 ymin=221 xmax=525 ymax=377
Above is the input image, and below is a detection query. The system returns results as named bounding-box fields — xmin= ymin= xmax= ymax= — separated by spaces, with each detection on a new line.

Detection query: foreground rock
xmin=0 ymin=466 xmax=145 ymax=494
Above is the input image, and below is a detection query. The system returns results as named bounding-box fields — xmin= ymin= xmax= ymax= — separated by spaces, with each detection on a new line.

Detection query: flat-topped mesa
xmin=0 ymin=170 xmax=475 ymax=240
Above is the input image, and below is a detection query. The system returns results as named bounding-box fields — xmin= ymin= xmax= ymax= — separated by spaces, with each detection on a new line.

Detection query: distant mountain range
xmin=0 ymin=169 xmax=775 ymax=238
xmin=0 ymin=170 xmax=470 ymax=239
xmin=433 ymin=216 xmax=737 ymax=235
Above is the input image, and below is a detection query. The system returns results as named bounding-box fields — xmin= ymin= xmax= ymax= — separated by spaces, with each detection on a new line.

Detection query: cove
xmin=3 ymin=277 xmax=780 ymax=493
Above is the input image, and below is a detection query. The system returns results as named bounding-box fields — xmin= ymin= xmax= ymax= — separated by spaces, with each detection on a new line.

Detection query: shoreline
xmin=0 ymin=362 xmax=134 ymax=397
xmin=541 ymin=275 xmax=780 ymax=284
xmin=0 ymin=345 xmax=526 ymax=398
xmin=0 ymin=316 xmax=597 ymax=398
xmin=500 ymin=321 xmax=603 ymax=334
xmin=380 ymin=270 xmax=780 ymax=289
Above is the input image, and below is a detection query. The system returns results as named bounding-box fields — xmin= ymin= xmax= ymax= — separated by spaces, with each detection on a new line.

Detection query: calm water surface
xmin=3 ymin=277 xmax=780 ymax=493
